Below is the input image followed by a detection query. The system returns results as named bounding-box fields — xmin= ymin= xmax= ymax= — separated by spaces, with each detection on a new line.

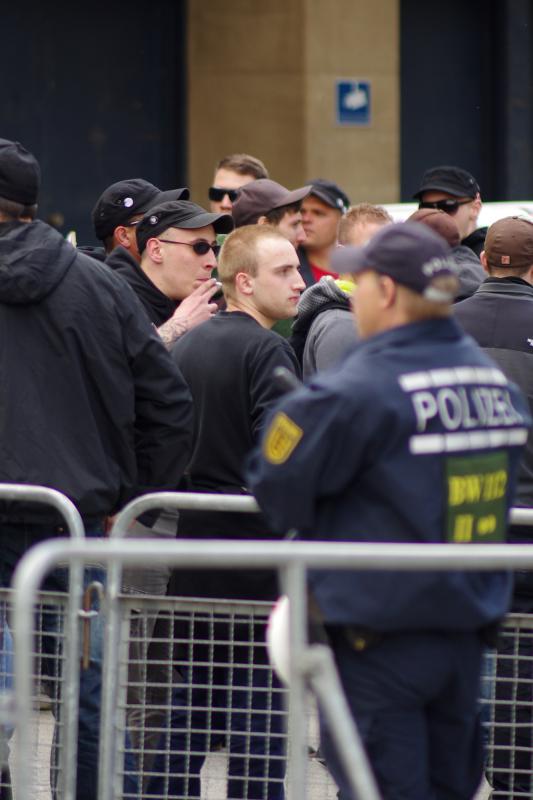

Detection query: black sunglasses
xmin=208 ymin=186 xmax=240 ymax=203
xmin=418 ymin=198 xmax=472 ymax=215
xmin=158 ymin=239 xmax=220 ymax=256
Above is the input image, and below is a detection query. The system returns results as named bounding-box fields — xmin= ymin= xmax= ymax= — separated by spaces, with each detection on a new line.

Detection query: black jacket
xmin=462 ymin=226 xmax=487 ymax=258
xmin=454 ymin=277 xmax=533 ymax=510
xmin=0 ymin=220 xmax=193 ymax=522
xmin=107 ymin=246 xmax=177 ymax=326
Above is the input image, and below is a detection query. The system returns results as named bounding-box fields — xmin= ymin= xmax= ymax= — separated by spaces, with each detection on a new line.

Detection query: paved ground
xmin=9 ymin=708 xmax=492 ymax=799
xmin=8 ymin=707 xmax=337 ymax=799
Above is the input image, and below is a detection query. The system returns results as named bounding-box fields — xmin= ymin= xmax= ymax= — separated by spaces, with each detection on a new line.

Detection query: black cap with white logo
xmin=136 ymin=200 xmax=234 ymax=253
xmin=92 ymin=178 xmax=190 ymax=241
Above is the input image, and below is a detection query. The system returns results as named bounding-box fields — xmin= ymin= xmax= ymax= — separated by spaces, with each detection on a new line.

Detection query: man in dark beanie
xmin=0 ymin=138 xmax=193 ymax=799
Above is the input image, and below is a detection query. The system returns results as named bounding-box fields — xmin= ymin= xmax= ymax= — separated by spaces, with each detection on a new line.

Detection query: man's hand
xmin=158 ymin=279 xmax=221 ymax=347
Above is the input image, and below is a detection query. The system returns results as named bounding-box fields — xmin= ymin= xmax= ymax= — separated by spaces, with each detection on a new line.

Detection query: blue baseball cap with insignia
xmin=331 ymin=221 xmax=459 ymax=302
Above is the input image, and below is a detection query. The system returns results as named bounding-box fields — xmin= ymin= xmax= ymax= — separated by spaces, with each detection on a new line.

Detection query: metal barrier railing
xmin=9 ymin=492 xmax=533 ymax=800
xmin=0 ymin=484 xmax=85 ymax=800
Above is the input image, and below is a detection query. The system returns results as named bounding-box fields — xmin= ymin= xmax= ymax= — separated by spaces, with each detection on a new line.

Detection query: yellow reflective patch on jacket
xmin=263 ymin=412 xmax=303 ymax=465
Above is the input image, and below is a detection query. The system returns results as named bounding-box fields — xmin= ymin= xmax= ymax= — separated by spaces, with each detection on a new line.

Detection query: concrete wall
xmin=188 ymin=0 xmax=399 ymax=206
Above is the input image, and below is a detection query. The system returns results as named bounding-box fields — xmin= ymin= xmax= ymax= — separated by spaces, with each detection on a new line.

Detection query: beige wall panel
xmin=304 ymin=72 xmax=399 ymax=203
xmin=188 ymin=0 xmax=400 ymax=203
xmin=304 ymin=0 xmax=400 ymax=202
xmin=188 ymin=1 xmax=305 ymax=200
xmin=189 ymin=73 xmax=305 ymax=199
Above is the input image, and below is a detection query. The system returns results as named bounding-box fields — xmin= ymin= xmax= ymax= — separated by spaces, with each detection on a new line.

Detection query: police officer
xmin=247 ymin=222 xmax=531 ymax=800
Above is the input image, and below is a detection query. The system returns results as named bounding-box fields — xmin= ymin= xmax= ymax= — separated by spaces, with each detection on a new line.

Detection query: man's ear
xmin=146 ymin=238 xmax=163 ymax=263
xmin=480 ymin=250 xmax=490 ymax=275
xmin=257 ymin=216 xmax=268 ymax=226
xmin=471 ymin=193 xmax=482 ymax=220
xmin=235 ymin=271 xmax=254 ymax=296
xmin=114 ymin=225 xmax=132 ymax=248
xmin=378 ymin=274 xmax=398 ymax=309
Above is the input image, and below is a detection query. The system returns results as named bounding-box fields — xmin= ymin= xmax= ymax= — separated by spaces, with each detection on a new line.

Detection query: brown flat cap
xmin=232 ymin=179 xmax=310 ymax=227
xmin=485 ymin=216 xmax=533 ymax=270
xmin=408 ymin=208 xmax=460 ymax=248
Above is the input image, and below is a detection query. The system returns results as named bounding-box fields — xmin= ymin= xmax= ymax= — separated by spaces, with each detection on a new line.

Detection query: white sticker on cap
xmin=123 ymin=197 xmax=134 ymax=208
xmin=149 ymin=215 xmax=158 ymax=225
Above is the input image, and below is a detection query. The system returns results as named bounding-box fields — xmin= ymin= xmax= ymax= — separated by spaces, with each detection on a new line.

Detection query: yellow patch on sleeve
xmin=263 ymin=412 xmax=303 ymax=465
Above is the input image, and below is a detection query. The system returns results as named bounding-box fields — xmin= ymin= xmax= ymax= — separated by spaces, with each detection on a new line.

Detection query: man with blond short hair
xmin=149 ymin=226 xmax=304 ymax=800
xmin=338 ymin=202 xmax=392 ymax=247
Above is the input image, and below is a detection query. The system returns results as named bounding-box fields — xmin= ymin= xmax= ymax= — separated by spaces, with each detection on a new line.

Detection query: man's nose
xmin=294 ymin=271 xmax=306 ymax=291
xmin=220 ymin=193 xmax=233 ymax=211
xmin=205 ymin=249 xmax=218 ymax=268
xmin=296 ymin=226 xmax=307 ymax=246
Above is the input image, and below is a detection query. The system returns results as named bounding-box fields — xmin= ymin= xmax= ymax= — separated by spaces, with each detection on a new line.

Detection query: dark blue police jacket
xmin=247 ymin=318 xmax=531 ymax=631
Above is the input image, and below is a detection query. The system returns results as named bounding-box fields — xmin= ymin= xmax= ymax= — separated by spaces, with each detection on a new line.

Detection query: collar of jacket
xmin=358 ymin=316 xmax=464 ymax=355
xmin=107 ymin=246 xmax=177 ymax=325
xmin=476 ymin=276 xmax=533 ymax=298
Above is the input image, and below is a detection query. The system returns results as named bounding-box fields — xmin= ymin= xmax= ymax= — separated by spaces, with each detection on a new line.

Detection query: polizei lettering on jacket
xmin=398 ymin=367 xmax=529 ymax=454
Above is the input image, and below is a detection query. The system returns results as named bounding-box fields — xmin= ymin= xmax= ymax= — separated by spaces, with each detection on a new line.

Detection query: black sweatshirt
xmin=169 ymin=310 xmax=300 ymax=599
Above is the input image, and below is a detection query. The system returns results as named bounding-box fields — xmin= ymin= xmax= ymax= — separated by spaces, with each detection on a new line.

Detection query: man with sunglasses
xmin=111 ymin=198 xmax=232 ymax=768
xmin=414 ymin=165 xmax=486 ymax=256
xmin=111 ymin=199 xmax=233 ymax=344
xmin=208 ymin=152 xmax=269 ymax=214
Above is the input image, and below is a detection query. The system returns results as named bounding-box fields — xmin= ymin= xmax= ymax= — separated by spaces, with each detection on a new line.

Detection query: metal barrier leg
xmin=283 ymin=563 xmax=308 ymax=800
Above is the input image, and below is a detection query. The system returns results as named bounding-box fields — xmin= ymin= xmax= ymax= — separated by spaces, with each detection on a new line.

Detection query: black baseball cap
xmin=231 ymin=179 xmax=311 ymax=227
xmin=92 ymin=178 xmax=190 ymax=241
xmin=413 ymin=166 xmax=480 ymax=200
xmin=331 ymin=222 xmax=459 ymax=302
xmin=0 ymin=138 xmax=41 ymax=205
xmin=136 ymin=200 xmax=234 ymax=254
xmin=305 ymin=178 xmax=350 ymax=213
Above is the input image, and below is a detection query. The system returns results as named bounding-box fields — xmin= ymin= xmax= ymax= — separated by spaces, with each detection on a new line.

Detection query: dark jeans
xmin=0 ymin=521 xmax=137 ymax=800
xmin=146 ymin=616 xmax=286 ymax=800
xmin=322 ymin=629 xmax=484 ymax=800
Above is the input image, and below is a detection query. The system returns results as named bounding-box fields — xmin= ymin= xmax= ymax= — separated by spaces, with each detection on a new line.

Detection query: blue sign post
xmin=336 ymin=79 xmax=371 ymax=126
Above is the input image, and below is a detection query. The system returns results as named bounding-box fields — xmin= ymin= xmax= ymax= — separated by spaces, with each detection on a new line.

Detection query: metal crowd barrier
xmin=0 ymin=484 xmax=85 ymax=800
xmin=7 ymin=493 xmax=533 ymax=800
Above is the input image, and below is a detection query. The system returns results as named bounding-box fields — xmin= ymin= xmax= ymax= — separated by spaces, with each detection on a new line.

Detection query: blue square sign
xmin=336 ymin=79 xmax=371 ymax=126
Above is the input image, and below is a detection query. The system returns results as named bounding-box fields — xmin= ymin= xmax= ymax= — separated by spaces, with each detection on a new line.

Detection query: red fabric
xmin=310 ymin=262 xmax=339 ymax=282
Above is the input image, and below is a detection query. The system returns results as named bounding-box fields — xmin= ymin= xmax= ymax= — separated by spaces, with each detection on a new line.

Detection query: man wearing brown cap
xmin=231 ymin=177 xmax=310 ymax=249
xmin=414 ymin=165 xmax=486 ymax=256
xmin=408 ymin=207 xmax=485 ymax=300
xmin=454 ymin=216 xmax=533 ymax=798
